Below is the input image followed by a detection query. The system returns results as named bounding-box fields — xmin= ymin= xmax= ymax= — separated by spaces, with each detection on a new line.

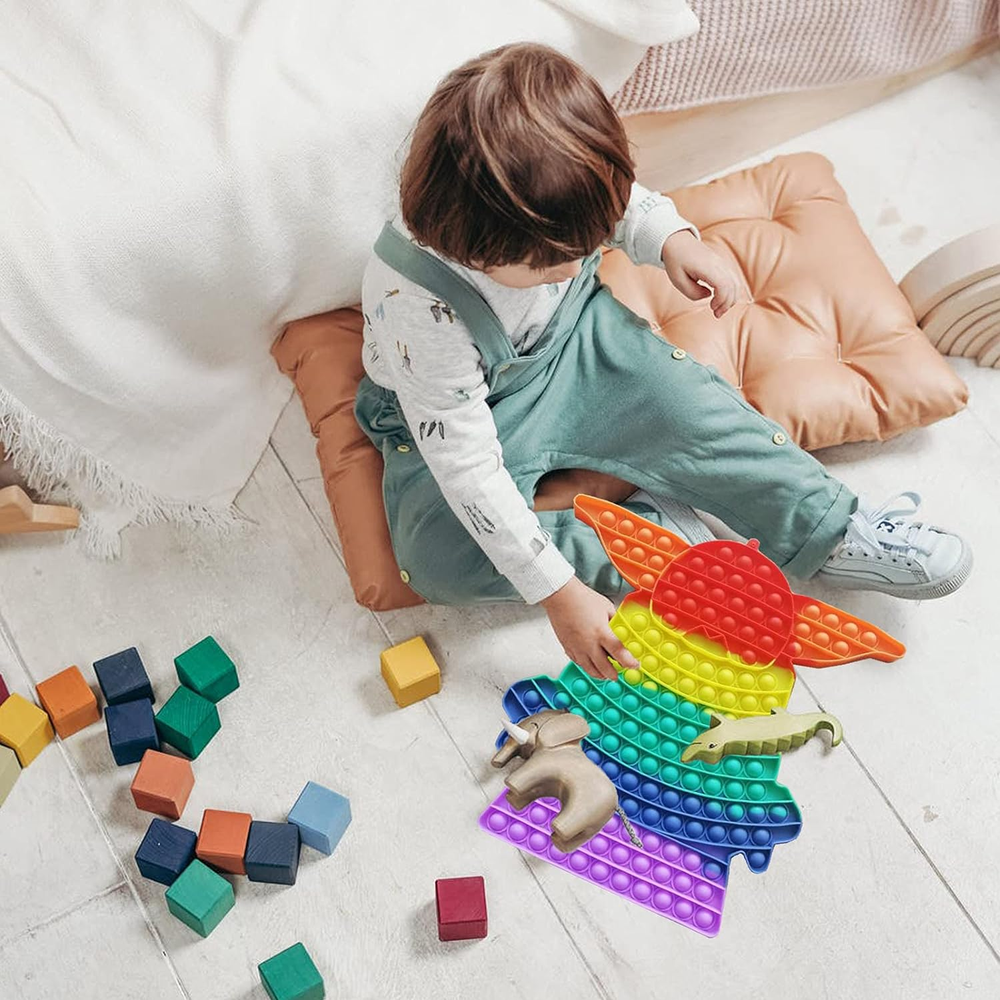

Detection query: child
xmin=356 ymin=43 xmax=971 ymax=680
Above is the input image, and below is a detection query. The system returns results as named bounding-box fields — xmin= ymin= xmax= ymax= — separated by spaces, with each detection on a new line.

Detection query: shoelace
xmin=843 ymin=491 xmax=936 ymax=563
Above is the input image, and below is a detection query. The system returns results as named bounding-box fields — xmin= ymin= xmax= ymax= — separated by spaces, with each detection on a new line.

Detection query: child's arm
xmin=364 ymin=270 xmax=572 ymax=603
xmin=363 ymin=267 xmax=639 ymax=678
xmin=611 ymin=182 xmax=742 ymax=318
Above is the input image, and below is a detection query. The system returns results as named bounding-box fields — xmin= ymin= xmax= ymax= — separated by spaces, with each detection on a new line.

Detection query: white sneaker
xmin=816 ymin=492 xmax=972 ymax=600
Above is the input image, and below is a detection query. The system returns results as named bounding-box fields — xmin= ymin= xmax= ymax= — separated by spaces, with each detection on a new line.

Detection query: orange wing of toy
xmin=573 ymin=495 xmax=689 ymax=591
xmin=784 ymin=593 xmax=906 ymax=667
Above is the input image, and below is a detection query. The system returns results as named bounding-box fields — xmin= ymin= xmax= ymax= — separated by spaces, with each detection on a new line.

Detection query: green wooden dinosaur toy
xmin=680 ymin=707 xmax=843 ymax=764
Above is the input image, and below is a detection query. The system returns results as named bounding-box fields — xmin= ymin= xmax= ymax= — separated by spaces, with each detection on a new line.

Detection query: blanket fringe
xmin=0 ymin=385 xmax=247 ymax=559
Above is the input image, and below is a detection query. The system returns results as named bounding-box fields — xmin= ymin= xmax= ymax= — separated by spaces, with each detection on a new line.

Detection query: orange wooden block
xmin=197 ymin=809 xmax=253 ymax=875
xmin=130 ymin=749 xmax=195 ymax=819
xmin=35 ymin=666 xmax=100 ymax=739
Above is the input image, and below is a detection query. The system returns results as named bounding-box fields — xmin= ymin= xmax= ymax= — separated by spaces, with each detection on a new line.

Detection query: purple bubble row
xmin=480 ymin=792 xmax=725 ymax=936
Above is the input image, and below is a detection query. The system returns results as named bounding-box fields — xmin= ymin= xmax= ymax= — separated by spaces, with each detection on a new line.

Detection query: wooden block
xmin=165 ymin=859 xmax=235 ymax=937
xmin=196 ymin=808 xmax=253 ymax=875
xmin=174 ymin=636 xmax=239 ymax=703
xmin=0 ymin=745 xmax=21 ymax=808
xmin=155 ymin=686 xmax=220 ymax=759
xmin=135 ymin=817 xmax=197 ymax=885
xmin=0 ymin=671 xmax=9 ymax=705
xmin=0 ymin=485 xmax=79 ymax=534
xmin=435 ymin=876 xmax=487 ymax=941
xmin=93 ymin=647 xmax=154 ymax=706
xmin=259 ymin=942 xmax=325 ymax=1000
xmin=105 ymin=699 xmax=159 ymax=766
xmin=35 ymin=666 xmax=100 ymax=739
xmin=287 ymin=781 xmax=351 ymax=856
xmin=130 ymin=749 xmax=195 ymax=819
xmin=379 ymin=636 xmax=440 ymax=708
xmin=0 ymin=693 xmax=55 ymax=767
xmin=245 ymin=821 xmax=301 ymax=885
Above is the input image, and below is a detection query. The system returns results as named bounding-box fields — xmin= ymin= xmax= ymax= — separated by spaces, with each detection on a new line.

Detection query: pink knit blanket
xmin=613 ymin=0 xmax=999 ymax=115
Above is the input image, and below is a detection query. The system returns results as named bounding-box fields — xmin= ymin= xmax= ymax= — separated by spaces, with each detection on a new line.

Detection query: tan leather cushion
xmin=273 ymin=152 xmax=967 ymax=610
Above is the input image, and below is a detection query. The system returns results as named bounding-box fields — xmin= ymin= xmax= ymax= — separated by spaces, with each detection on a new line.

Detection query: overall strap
xmin=373 ymin=222 xmax=516 ymax=367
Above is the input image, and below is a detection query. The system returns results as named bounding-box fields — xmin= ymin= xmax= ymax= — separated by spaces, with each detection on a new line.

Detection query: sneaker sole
xmin=816 ymin=538 xmax=973 ymax=601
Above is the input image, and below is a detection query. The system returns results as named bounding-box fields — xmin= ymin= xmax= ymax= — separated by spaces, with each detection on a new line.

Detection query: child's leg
xmin=500 ymin=328 xmax=856 ymax=579
xmin=387 ymin=468 xmax=712 ymax=604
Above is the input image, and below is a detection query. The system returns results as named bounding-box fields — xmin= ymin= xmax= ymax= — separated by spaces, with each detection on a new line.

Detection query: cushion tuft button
xmin=772 ymin=432 xmax=787 ymax=446
xmin=396 ymin=443 xmax=411 ymax=453
xmin=671 ymin=348 xmax=687 ymax=360
xmin=399 ymin=570 xmax=411 ymax=583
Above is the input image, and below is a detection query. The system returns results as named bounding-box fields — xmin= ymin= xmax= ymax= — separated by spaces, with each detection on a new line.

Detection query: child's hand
xmin=541 ymin=576 xmax=640 ymax=680
xmin=661 ymin=230 xmax=741 ymax=318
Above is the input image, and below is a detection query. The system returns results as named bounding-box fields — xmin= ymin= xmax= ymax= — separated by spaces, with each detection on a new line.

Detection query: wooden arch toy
xmin=900 ymin=224 xmax=1000 ymax=368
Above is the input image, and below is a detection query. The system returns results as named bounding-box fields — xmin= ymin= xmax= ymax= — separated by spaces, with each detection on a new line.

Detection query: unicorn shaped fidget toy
xmin=481 ymin=496 xmax=905 ymax=937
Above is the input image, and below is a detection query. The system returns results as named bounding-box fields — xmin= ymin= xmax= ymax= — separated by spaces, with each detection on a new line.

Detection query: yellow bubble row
xmin=610 ymin=598 xmax=795 ymax=719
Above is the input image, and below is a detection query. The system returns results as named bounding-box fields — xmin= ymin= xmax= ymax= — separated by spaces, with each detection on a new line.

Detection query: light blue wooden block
xmin=287 ymin=781 xmax=351 ymax=855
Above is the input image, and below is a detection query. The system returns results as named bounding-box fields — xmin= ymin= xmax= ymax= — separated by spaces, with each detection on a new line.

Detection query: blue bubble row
xmin=497 ymin=668 xmax=802 ymax=873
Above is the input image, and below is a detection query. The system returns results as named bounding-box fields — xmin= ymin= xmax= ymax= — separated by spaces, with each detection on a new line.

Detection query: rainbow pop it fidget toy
xmin=481 ymin=497 xmax=905 ymax=936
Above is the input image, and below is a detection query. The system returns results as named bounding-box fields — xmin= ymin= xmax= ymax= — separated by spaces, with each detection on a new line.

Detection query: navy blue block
xmin=94 ymin=647 xmax=154 ymax=706
xmin=105 ymin=699 xmax=159 ymax=765
xmin=135 ymin=818 xmax=197 ymax=885
xmin=245 ymin=821 xmax=301 ymax=885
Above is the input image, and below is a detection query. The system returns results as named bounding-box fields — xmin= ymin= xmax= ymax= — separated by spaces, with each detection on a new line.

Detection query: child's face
xmin=483 ymin=258 xmax=583 ymax=289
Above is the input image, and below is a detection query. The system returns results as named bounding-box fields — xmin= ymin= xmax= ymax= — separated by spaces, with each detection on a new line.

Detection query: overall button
xmin=396 ymin=443 xmax=411 ymax=453
xmin=671 ymin=348 xmax=687 ymax=360
xmin=498 ymin=364 xmax=511 ymax=373
xmin=772 ymin=432 xmax=787 ymax=446
xmin=399 ymin=570 xmax=411 ymax=584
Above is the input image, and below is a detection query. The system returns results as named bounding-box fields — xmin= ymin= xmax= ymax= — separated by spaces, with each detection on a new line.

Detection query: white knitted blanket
xmin=0 ymin=0 xmax=695 ymax=555
xmin=614 ymin=0 xmax=999 ymax=114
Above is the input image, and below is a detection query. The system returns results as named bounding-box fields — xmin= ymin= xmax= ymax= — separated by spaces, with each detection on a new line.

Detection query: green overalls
xmin=355 ymin=222 xmax=856 ymax=605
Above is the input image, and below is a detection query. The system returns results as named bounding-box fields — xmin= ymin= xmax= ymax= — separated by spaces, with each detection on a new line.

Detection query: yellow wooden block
xmin=0 ymin=693 xmax=55 ymax=766
xmin=380 ymin=636 xmax=440 ymax=708
xmin=0 ymin=745 xmax=20 ymax=807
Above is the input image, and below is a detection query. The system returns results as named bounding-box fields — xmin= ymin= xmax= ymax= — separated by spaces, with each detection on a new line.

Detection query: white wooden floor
xmin=2 ymin=53 xmax=999 ymax=1000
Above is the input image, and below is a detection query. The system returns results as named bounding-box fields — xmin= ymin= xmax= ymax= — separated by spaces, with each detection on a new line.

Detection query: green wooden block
xmin=0 ymin=745 xmax=21 ymax=808
xmin=165 ymin=859 xmax=234 ymax=937
xmin=259 ymin=942 xmax=325 ymax=1000
xmin=174 ymin=636 xmax=239 ymax=703
xmin=155 ymin=686 xmax=220 ymax=759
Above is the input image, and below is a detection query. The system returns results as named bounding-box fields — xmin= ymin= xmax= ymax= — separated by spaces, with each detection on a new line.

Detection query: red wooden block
xmin=435 ymin=876 xmax=487 ymax=941
xmin=0 ymin=671 xmax=9 ymax=706
xmin=130 ymin=749 xmax=195 ymax=819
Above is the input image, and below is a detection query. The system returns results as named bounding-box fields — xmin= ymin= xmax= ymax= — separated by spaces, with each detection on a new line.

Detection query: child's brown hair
xmin=400 ymin=43 xmax=635 ymax=269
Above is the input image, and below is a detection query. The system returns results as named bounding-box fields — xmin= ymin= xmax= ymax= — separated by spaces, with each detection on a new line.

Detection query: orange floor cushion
xmin=273 ymin=152 xmax=967 ymax=611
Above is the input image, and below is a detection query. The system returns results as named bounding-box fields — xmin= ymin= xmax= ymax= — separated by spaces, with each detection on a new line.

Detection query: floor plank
xmin=0 ymin=886 xmax=184 ymax=1000
xmin=0 ymin=449 xmax=600 ymax=1000
xmin=270 ymin=396 xmax=323 ymax=483
xmin=0 ymin=633 xmax=124 ymax=943
xmin=298 ymin=476 xmax=1000 ymax=998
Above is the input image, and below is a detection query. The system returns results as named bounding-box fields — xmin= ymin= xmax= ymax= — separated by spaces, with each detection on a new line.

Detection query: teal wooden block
xmin=287 ymin=781 xmax=351 ymax=855
xmin=259 ymin=942 xmax=324 ymax=1000
xmin=174 ymin=636 xmax=239 ymax=703
xmin=0 ymin=745 xmax=20 ymax=808
xmin=165 ymin=859 xmax=234 ymax=937
xmin=155 ymin=686 xmax=220 ymax=759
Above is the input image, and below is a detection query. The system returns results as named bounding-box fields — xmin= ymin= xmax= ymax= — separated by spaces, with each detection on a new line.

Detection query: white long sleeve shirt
xmin=361 ymin=182 xmax=694 ymax=604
